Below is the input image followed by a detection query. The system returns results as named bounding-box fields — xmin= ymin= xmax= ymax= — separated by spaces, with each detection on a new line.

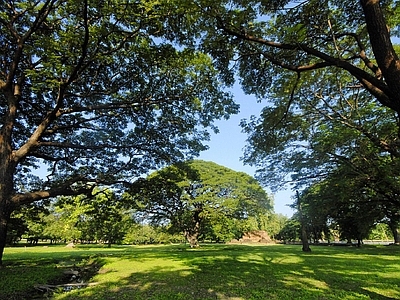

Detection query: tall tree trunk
xmin=0 ymin=159 xmax=15 ymax=265
xmin=0 ymin=129 xmax=17 ymax=266
xmin=393 ymin=229 xmax=400 ymax=244
xmin=296 ymin=191 xmax=311 ymax=252
xmin=0 ymin=171 xmax=14 ymax=266
xmin=0 ymin=209 xmax=11 ymax=267
xmin=300 ymin=223 xmax=311 ymax=252
xmin=360 ymin=0 xmax=400 ymax=112
xmin=1 ymin=84 xmax=19 ymax=266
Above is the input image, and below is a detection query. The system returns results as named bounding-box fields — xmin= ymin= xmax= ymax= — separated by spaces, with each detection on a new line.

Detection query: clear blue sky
xmin=198 ymin=85 xmax=295 ymax=217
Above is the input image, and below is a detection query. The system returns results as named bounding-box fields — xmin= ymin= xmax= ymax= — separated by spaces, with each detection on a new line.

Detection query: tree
xmin=243 ymin=212 xmax=288 ymax=239
xmin=32 ymin=190 xmax=132 ymax=246
xmin=190 ymin=0 xmax=400 ymax=116
xmin=277 ymin=217 xmax=301 ymax=243
xmin=295 ymin=191 xmax=311 ymax=252
xmin=127 ymin=160 xmax=273 ymax=247
xmin=168 ymin=1 xmax=400 ymax=184
xmin=8 ymin=201 xmax=50 ymax=244
xmin=296 ymin=164 xmax=393 ymax=246
xmin=141 ymin=2 xmax=400 ymax=243
xmin=368 ymin=223 xmax=393 ymax=241
xmin=45 ymin=195 xmax=90 ymax=243
xmin=0 ymin=1 xmax=238 ymax=265
xmin=78 ymin=189 xmax=132 ymax=247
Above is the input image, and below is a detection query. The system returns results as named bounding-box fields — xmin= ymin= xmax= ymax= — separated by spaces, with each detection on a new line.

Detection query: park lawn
xmin=1 ymin=244 xmax=400 ymax=300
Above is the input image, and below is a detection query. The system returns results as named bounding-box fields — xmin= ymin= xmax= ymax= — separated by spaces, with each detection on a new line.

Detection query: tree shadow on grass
xmin=52 ymin=244 xmax=400 ymax=300
xmin=0 ymin=248 xmax=109 ymax=300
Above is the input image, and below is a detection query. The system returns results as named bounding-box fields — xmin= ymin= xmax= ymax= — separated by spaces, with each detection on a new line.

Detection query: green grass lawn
xmin=1 ymin=243 xmax=400 ymax=300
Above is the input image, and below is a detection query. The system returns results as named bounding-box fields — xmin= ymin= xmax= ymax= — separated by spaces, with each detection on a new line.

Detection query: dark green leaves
xmin=1 ymin=0 xmax=239 ymax=198
xmin=127 ymin=160 xmax=273 ymax=241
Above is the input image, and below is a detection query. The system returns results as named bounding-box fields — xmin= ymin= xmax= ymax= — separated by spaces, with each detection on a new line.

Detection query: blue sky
xmin=198 ymin=85 xmax=295 ymax=217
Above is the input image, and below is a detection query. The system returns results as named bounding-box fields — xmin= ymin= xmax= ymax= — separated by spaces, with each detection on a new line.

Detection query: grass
xmin=1 ymin=243 xmax=400 ymax=299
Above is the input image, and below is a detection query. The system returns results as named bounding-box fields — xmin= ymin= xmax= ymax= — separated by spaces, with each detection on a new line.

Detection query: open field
xmin=1 ymin=244 xmax=400 ymax=300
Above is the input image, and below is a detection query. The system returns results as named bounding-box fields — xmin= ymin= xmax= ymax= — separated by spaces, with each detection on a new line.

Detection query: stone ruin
xmin=228 ymin=230 xmax=274 ymax=244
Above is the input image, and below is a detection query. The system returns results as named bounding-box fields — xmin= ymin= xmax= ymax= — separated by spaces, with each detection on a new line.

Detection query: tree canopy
xmin=127 ymin=160 xmax=273 ymax=247
xmin=169 ymin=0 xmax=400 ymax=187
xmin=194 ymin=0 xmax=400 ymax=113
xmin=127 ymin=0 xmax=400 ymax=193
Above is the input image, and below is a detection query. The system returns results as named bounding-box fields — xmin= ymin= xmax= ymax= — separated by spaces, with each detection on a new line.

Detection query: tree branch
xmin=216 ymin=16 xmax=395 ymax=110
xmin=360 ymin=0 xmax=400 ymax=110
xmin=11 ymin=177 xmax=96 ymax=206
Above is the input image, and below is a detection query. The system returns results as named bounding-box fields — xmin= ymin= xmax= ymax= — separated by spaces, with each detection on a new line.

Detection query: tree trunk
xmin=0 ymin=178 xmax=13 ymax=266
xmin=360 ymin=0 xmax=400 ymax=112
xmin=184 ymin=230 xmax=200 ymax=248
xmin=0 ymin=162 xmax=16 ymax=266
xmin=300 ymin=223 xmax=311 ymax=252
xmin=184 ymin=205 xmax=202 ymax=248
xmin=0 ymin=209 xmax=11 ymax=267
xmin=296 ymin=191 xmax=311 ymax=252
xmin=388 ymin=223 xmax=400 ymax=244
xmin=393 ymin=229 xmax=400 ymax=244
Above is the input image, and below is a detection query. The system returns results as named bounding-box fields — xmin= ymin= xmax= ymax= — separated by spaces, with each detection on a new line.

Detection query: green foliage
xmin=78 ymin=189 xmax=133 ymax=246
xmin=262 ymin=213 xmax=289 ymax=238
xmin=242 ymin=64 xmax=400 ymax=190
xmin=15 ymin=189 xmax=134 ymax=245
xmin=368 ymin=223 xmax=393 ymax=241
xmin=7 ymin=201 xmax=52 ymax=244
xmin=298 ymin=156 xmax=400 ymax=243
xmin=5 ymin=217 xmax=28 ymax=245
xmin=127 ymin=160 xmax=274 ymax=244
xmin=123 ymin=224 xmax=185 ymax=245
xmin=277 ymin=217 xmax=301 ymax=242
xmin=47 ymin=195 xmax=91 ymax=242
xmin=237 ymin=33 xmax=400 ymax=244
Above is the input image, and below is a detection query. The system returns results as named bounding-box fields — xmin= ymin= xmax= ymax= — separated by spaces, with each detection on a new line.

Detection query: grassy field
xmin=1 ymin=243 xmax=400 ymax=300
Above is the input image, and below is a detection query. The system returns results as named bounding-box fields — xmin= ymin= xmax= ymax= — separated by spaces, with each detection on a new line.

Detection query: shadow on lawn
xmin=53 ymin=244 xmax=400 ymax=300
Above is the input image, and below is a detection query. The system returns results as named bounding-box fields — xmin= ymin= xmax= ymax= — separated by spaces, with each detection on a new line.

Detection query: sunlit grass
xmin=2 ymin=244 xmax=400 ymax=299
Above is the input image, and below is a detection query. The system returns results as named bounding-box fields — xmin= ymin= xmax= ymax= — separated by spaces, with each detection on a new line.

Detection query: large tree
xmin=300 ymin=160 xmax=400 ymax=245
xmin=0 ymin=1 xmax=238 ymax=265
xmin=155 ymin=0 xmax=400 ymax=180
xmin=127 ymin=160 xmax=273 ymax=247
xmin=191 ymin=0 xmax=400 ymax=115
